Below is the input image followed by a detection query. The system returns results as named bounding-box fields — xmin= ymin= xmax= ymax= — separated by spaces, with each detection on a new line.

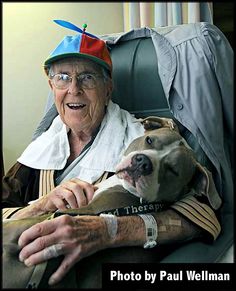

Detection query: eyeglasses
xmin=49 ymin=72 xmax=103 ymax=90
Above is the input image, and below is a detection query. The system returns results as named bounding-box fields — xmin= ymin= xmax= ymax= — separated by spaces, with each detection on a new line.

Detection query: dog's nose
xmin=131 ymin=154 xmax=153 ymax=175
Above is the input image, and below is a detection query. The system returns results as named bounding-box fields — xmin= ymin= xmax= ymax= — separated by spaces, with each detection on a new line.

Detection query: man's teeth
xmin=67 ymin=103 xmax=86 ymax=109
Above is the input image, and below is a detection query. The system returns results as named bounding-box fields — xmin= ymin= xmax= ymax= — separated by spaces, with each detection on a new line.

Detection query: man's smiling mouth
xmin=67 ymin=103 xmax=86 ymax=110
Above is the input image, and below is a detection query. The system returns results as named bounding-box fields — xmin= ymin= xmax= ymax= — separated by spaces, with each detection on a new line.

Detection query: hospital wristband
xmin=138 ymin=214 xmax=158 ymax=249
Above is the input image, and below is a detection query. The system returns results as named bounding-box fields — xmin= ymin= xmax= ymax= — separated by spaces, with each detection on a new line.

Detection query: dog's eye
xmin=145 ymin=136 xmax=153 ymax=145
xmin=166 ymin=165 xmax=179 ymax=176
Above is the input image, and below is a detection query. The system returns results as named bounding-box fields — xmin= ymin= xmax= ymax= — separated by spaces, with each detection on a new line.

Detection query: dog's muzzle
xmin=131 ymin=154 xmax=153 ymax=177
xmin=116 ymin=153 xmax=153 ymax=181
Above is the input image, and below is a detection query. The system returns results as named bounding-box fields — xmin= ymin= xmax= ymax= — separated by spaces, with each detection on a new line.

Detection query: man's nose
xmin=67 ymin=77 xmax=83 ymax=95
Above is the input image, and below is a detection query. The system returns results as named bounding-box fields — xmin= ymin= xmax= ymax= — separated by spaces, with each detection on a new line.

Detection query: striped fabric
xmin=2 ymin=207 xmax=24 ymax=220
xmin=123 ymin=2 xmax=213 ymax=31
xmin=39 ymin=170 xmax=55 ymax=197
xmin=2 ymin=169 xmax=55 ymax=219
xmin=170 ymin=195 xmax=221 ymax=240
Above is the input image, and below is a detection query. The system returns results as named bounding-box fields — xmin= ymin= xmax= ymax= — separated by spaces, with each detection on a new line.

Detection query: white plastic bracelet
xmin=100 ymin=213 xmax=118 ymax=239
xmin=138 ymin=214 xmax=158 ymax=249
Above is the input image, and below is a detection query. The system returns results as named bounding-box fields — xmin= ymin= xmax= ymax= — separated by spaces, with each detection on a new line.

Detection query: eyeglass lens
xmin=52 ymin=73 xmax=101 ymax=89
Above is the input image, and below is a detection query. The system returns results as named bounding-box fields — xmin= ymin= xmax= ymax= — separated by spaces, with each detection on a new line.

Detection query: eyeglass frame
xmin=49 ymin=72 xmax=104 ymax=90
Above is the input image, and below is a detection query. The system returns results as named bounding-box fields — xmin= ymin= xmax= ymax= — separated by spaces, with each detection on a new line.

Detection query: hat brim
xmin=44 ymin=53 xmax=111 ymax=72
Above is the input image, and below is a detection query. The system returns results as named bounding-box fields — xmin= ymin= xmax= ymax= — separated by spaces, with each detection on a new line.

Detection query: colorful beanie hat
xmin=44 ymin=20 xmax=112 ymax=73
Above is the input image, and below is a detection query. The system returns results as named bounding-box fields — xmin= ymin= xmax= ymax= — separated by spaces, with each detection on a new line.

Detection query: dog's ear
xmin=192 ymin=163 xmax=222 ymax=210
xmin=138 ymin=116 xmax=179 ymax=132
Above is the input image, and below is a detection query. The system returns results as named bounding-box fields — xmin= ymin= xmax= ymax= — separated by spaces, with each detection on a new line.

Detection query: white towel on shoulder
xmin=18 ymin=115 xmax=70 ymax=170
xmin=18 ymin=101 xmax=144 ymax=183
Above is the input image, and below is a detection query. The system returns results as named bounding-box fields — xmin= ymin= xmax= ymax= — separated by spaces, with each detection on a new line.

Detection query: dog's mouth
xmin=116 ymin=168 xmax=138 ymax=187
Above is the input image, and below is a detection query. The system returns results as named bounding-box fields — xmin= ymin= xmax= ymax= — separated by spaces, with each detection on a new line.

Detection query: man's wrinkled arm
xmin=108 ymin=209 xmax=203 ymax=248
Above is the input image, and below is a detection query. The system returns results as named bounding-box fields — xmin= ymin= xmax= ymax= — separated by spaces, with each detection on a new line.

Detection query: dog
xmin=3 ymin=116 xmax=221 ymax=289
xmin=77 ymin=115 xmax=221 ymax=215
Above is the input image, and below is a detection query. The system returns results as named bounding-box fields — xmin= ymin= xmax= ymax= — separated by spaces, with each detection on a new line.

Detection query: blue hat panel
xmin=49 ymin=35 xmax=82 ymax=59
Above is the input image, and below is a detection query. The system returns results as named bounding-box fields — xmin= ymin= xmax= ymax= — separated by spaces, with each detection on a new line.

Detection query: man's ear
xmin=48 ymin=79 xmax=53 ymax=90
xmin=192 ymin=163 xmax=222 ymax=210
xmin=105 ymin=79 xmax=113 ymax=105
xmin=138 ymin=116 xmax=179 ymax=132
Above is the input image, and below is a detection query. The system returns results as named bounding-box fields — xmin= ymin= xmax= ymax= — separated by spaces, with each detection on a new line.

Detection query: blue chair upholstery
xmin=111 ymin=37 xmax=172 ymax=119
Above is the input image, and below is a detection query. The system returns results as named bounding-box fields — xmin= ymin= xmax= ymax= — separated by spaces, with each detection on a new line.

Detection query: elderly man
xmin=3 ymin=20 xmax=221 ymax=287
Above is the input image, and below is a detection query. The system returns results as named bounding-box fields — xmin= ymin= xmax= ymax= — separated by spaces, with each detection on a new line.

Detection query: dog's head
xmin=115 ymin=116 xmax=222 ymax=210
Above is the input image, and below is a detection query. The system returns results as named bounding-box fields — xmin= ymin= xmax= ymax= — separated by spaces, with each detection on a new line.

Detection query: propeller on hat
xmin=53 ymin=19 xmax=99 ymax=39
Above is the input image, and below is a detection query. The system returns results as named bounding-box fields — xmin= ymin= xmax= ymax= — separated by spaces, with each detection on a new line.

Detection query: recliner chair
xmin=107 ymin=33 xmax=234 ymax=264
xmin=33 ymin=23 xmax=233 ymax=266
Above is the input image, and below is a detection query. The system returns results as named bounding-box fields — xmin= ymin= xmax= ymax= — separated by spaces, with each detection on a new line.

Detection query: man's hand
xmin=39 ymin=178 xmax=96 ymax=211
xmin=11 ymin=178 xmax=96 ymax=219
xmin=18 ymin=214 xmax=109 ymax=286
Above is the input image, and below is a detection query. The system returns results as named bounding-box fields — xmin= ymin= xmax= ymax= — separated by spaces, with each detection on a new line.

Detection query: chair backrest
xmin=110 ymin=37 xmax=173 ymax=119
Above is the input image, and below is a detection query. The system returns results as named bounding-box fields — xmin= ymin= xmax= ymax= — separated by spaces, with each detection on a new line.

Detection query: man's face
xmin=49 ymin=58 xmax=112 ymax=135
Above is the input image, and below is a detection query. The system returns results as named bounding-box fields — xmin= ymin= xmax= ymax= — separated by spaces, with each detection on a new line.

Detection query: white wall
xmin=3 ymin=2 xmax=124 ymax=173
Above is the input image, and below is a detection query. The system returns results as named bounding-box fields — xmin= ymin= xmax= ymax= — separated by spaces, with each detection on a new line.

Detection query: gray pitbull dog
xmin=89 ymin=116 xmax=221 ymax=212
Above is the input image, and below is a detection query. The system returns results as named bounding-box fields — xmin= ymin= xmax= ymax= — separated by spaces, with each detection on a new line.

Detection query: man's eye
xmin=60 ymin=74 xmax=70 ymax=81
xmin=82 ymin=74 xmax=94 ymax=81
